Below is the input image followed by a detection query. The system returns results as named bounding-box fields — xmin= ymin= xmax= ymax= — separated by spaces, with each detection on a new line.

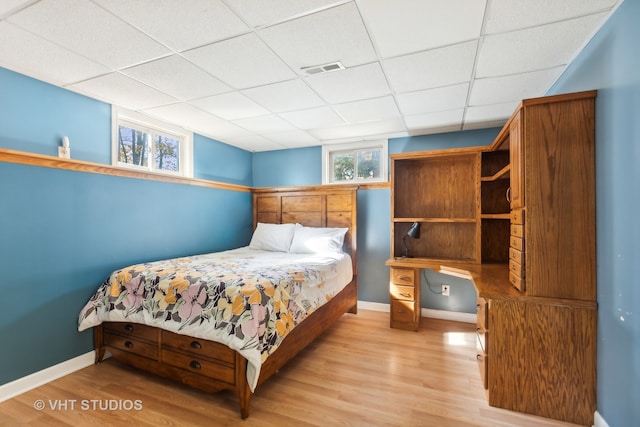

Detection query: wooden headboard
xmin=253 ymin=186 xmax=357 ymax=275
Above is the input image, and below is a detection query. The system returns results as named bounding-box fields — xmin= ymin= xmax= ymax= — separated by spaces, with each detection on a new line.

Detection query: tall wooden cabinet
xmin=386 ymin=91 xmax=597 ymax=426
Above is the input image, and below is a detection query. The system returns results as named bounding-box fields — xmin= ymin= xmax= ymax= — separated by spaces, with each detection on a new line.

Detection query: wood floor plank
xmin=0 ymin=310 xmax=582 ymax=426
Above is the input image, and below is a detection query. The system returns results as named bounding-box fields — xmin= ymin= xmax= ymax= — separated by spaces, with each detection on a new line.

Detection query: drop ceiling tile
xmin=190 ymin=92 xmax=269 ymax=120
xmin=7 ymin=0 xmax=170 ymax=69
xmin=229 ymin=134 xmax=287 ymax=152
xmin=258 ymin=2 xmax=377 ymax=73
xmin=0 ymin=22 xmax=109 ymax=85
xmin=242 ymin=79 xmax=325 ymax=112
xmin=69 ymin=73 xmax=177 ymax=110
xmin=332 ymin=96 xmax=400 ymax=123
xmin=397 ymin=83 xmax=469 ymax=116
xmin=226 ymin=0 xmax=341 ymax=27
xmin=464 ymin=102 xmax=518 ymax=124
xmin=476 ymin=13 xmax=609 ymax=78
xmin=233 ymin=114 xmax=298 ymax=134
xmin=305 ymin=62 xmax=390 ymax=104
xmin=309 ymin=118 xmax=405 ymax=140
xmin=484 ymin=0 xmax=619 ymax=34
xmin=145 ymin=103 xmax=256 ymax=142
xmin=280 ymin=106 xmax=345 ymax=129
xmin=121 ymin=55 xmax=230 ymax=101
xmin=265 ymin=129 xmax=319 ymax=147
xmin=143 ymin=102 xmax=203 ymax=126
xmin=0 ymin=0 xmax=37 ymax=18
xmin=358 ymin=0 xmax=486 ymax=58
xmin=93 ymin=0 xmax=249 ymax=51
xmin=404 ymin=109 xmax=464 ymax=132
xmin=470 ymin=67 xmax=564 ymax=106
xmin=384 ymin=41 xmax=477 ymax=93
xmin=183 ymin=33 xmax=296 ymax=89
xmin=462 ymin=119 xmax=506 ymax=131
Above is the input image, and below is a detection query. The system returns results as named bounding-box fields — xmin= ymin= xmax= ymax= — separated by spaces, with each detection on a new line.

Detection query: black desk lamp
xmin=402 ymin=221 xmax=421 ymax=258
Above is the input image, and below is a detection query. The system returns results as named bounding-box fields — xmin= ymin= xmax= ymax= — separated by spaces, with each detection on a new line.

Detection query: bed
xmin=77 ymin=186 xmax=358 ymax=418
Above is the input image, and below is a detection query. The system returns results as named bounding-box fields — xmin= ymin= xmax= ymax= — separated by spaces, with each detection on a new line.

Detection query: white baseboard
xmin=422 ymin=308 xmax=476 ymax=324
xmin=594 ymin=411 xmax=609 ymax=427
xmin=0 ymin=350 xmax=109 ymax=403
xmin=357 ymin=300 xmax=389 ymax=312
xmin=357 ymin=300 xmax=476 ymax=324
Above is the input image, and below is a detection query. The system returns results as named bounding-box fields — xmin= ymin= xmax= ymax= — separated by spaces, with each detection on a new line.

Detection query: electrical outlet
xmin=442 ymin=284 xmax=450 ymax=296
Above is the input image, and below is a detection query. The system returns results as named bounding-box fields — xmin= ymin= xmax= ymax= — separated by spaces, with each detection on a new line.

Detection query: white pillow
xmin=289 ymin=226 xmax=348 ymax=254
xmin=249 ymin=223 xmax=296 ymax=252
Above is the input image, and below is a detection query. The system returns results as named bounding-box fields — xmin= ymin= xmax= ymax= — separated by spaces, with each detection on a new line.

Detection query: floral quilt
xmin=78 ymin=247 xmax=351 ymax=391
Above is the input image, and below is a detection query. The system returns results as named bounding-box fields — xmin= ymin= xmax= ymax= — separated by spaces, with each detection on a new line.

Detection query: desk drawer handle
xmin=399 ymin=292 xmax=411 ymax=298
xmin=124 ymin=324 xmax=134 ymax=332
xmin=124 ymin=341 xmax=133 ymax=349
xmin=189 ymin=360 xmax=201 ymax=370
xmin=190 ymin=341 xmax=202 ymax=350
xmin=398 ymin=275 xmax=411 ymax=281
xmin=476 ymin=354 xmax=483 ymax=361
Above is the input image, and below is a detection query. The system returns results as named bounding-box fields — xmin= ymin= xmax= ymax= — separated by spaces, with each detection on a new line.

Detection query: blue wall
xmin=194 ymin=134 xmax=252 ymax=186
xmin=547 ymin=1 xmax=640 ymax=425
xmin=252 ymin=128 xmax=501 ymax=314
xmin=253 ymin=146 xmax=321 ymax=187
xmin=0 ymin=68 xmax=254 ymax=385
xmin=0 ymin=67 xmax=111 ymax=164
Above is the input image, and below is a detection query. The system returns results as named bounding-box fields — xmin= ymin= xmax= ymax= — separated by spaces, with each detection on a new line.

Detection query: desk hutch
xmin=386 ymin=91 xmax=597 ymax=426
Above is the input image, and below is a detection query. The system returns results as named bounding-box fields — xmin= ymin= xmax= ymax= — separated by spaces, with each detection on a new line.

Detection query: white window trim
xmin=111 ymin=106 xmax=193 ymax=178
xmin=322 ymin=139 xmax=388 ymax=185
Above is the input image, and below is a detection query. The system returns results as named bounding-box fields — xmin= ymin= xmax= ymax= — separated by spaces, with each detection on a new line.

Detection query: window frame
xmin=322 ymin=139 xmax=388 ymax=185
xmin=112 ymin=106 xmax=193 ymax=178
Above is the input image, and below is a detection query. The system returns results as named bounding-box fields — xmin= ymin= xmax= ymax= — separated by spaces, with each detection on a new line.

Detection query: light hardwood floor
xmin=0 ymin=310 xmax=583 ymax=426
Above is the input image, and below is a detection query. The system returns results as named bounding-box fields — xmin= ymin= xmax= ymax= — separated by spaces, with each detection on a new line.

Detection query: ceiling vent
xmin=301 ymin=61 xmax=346 ymax=75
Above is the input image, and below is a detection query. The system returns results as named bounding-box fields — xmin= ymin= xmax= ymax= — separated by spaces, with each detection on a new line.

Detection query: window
xmin=112 ymin=107 xmax=193 ymax=177
xmin=322 ymin=140 xmax=388 ymax=184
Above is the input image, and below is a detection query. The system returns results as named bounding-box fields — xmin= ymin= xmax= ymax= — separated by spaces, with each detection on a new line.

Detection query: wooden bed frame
xmin=93 ymin=186 xmax=358 ymax=418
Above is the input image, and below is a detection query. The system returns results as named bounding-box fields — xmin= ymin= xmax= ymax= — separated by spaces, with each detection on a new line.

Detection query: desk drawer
xmin=477 ymin=297 xmax=488 ymax=331
xmin=509 ymin=271 xmax=525 ymax=292
xmin=509 ymin=236 xmax=524 ymax=251
xmin=390 ymin=284 xmax=415 ymax=301
xmin=391 ymin=268 xmax=415 ymax=286
xmin=509 ymin=259 xmax=525 ymax=278
xmin=510 ymin=224 xmax=524 ymax=238
xmin=510 ymin=209 xmax=525 ymax=224
xmin=390 ymin=299 xmax=417 ymax=323
xmin=509 ymin=247 xmax=524 ymax=264
xmin=476 ymin=349 xmax=488 ymax=390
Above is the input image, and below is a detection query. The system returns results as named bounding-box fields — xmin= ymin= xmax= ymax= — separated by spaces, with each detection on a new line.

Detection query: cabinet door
xmin=509 ymin=111 xmax=524 ymax=209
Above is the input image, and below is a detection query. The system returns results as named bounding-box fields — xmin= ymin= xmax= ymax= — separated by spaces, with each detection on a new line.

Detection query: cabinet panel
xmin=522 ymin=99 xmax=596 ymax=300
xmin=509 ymin=111 xmax=524 ymax=209
xmin=488 ymin=298 xmax=596 ymax=426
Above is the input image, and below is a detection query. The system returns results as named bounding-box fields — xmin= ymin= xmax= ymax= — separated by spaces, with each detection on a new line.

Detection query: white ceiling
xmin=0 ymin=0 xmax=622 ymax=152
